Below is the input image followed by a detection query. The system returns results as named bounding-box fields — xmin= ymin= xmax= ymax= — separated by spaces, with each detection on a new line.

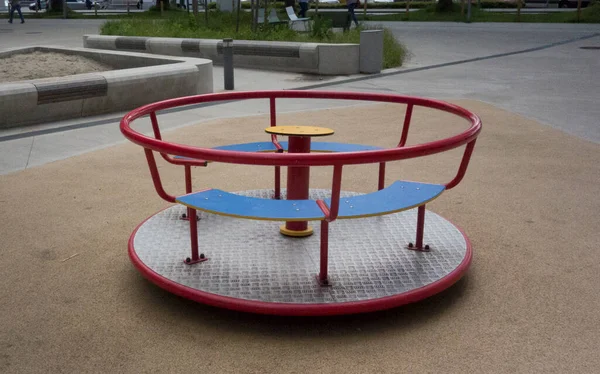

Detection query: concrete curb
xmin=84 ymin=35 xmax=362 ymax=75
xmin=0 ymin=46 xmax=213 ymax=129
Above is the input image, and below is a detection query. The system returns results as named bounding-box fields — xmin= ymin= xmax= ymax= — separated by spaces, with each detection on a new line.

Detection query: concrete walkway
xmin=0 ymin=20 xmax=599 ymax=175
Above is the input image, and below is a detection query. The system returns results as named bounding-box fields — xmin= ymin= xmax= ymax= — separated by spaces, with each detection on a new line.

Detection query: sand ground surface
xmin=0 ymin=100 xmax=598 ymax=373
xmin=0 ymin=51 xmax=112 ymax=83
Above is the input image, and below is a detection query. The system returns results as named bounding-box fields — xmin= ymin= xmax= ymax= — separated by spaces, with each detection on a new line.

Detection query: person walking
xmin=347 ymin=0 xmax=359 ymax=28
xmin=8 ymin=0 xmax=25 ymax=24
xmin=298 ymin=0 xmax=308 ymax=18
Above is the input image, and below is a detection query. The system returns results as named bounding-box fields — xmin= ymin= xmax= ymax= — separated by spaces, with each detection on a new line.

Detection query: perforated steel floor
xmin=131 ymin=189 xmax=470 ymax=313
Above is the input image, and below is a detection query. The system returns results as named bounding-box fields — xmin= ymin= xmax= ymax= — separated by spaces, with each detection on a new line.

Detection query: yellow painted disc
xmin=265 ymin=126 xmax=335 ymax=137
xmin=279 ymin=225 xmax=314 ymax=237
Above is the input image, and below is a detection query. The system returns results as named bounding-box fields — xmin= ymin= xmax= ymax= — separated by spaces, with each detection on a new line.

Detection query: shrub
xmin=310 ymin=15 xmax=334 ymax=40
xmin=100 ymin=11 xmax=408 ymax=68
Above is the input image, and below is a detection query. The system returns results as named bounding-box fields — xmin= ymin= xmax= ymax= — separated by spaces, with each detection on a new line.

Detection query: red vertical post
xmin=398 ymin=104 xmax=413 ymax=147
xmin=415 ymin=205 xmax=426 ymax=249
xmin=185 ymin=165 xmax=192 ymax=194
xmin=150 ymin=111 xmax=162 ymax=140
xmin=378 ymin=162 xmax=386 ymax=191
xmin=327 ymin=165 xmax=343 ymax=221
xmin=269 ymin=97 xmax=276 ymax=127
xmin=143 ymin=149 xmax=176 ymax=203
xmin=445 ymin=140 xmax=477 ymax=190
xmin=284 ymin=136 xmax=312 ymax=234
xmin=270 ymin=97 xmax=281 ymax=199
xmin=188 ymin=208 xmax=199 ymax=262
xmin=274 ymin=166 xmax=281 ymax=199
xmin=318 ymin=220 xmax=329 ymax=285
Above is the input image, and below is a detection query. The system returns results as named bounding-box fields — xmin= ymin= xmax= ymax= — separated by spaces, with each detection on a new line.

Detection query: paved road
xmin=353 ymin=22 xmax=600 ymax=143
xmin=0 ymin=19 xmax=598 ymax=175
xmin=12 ymin=5 xmax=582 ymax=15
xmin=0 ymin=19 xmax=105 ymax=49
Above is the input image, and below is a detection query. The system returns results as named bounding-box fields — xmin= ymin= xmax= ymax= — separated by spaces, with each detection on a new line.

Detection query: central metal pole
xmin=281 ymin=136 xmax=313 ymax=237
xmin=223 ymin=38 xmax=234 ymax=91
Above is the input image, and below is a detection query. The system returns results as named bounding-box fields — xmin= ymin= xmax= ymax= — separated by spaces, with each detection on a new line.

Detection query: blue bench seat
xmin=176 ymin=181 xmax=444 ymax=221
xmin=213 ymin=141 xmax=382 ymax=153
xmin=174 ymin=141 xmax=383 ymax=161
xmin=327 ymin=181 xmax=445 ymax=219
xmin=177 ymin=189 xmax=326 ymax=221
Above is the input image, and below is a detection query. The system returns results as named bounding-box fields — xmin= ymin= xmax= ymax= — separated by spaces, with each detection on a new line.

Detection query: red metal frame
xmin=121 ymin=91 xmax=481 ymax=169
xmin=269 ymin=97 xmax=283 ymax=199
xmin=318 ymin=220 xmax=330 ymax=286
xmin=128 ymin=91 xmax=480 ymax=209
xmin=185 ymin=208 xmax=208 ymax=265
xmin=378 ymin=162 xmax=386 ymax=191
xmin=148 ymin=111 xmax=207 ymax=201
xmin=415 ymin=205 xmax=426 ymax=250
xmin=398 ymin=103 xmax=414 ymax=148
xmin=123 ymin=90 xmax=482 ymax=305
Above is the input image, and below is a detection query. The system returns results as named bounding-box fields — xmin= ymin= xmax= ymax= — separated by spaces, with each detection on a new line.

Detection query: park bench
xmin=286 ymin=6 xmax=311 ymax=32
xmin=257 ymin=8 xmax=288 ymax=27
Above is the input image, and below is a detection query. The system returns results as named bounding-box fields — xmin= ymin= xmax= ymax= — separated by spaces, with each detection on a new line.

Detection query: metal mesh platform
xmin=130 ymin=189 xmax=471 ymax=315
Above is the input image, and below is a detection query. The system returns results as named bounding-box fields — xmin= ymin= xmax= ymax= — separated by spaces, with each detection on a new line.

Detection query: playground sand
xmin=0 ymin=100 xmax=598 ymax=373
xmin=0 ymin=51 xmax=112 ymax=83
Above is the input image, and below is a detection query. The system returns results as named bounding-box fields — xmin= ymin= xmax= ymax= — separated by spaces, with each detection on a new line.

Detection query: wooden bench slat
xmin=325 ymin=181 xmax=445 ymax=219
xmin=176 ymin=189 xmax=326 ymax=221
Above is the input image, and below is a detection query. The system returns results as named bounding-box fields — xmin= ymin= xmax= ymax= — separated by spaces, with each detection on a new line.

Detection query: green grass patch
xmin=363 ymin=3 xmax=600 ymax=23
xmin=100 ymin=10 xmax=408 ymax=69
xmin=382 ymin=28 xmax=405 ymax=69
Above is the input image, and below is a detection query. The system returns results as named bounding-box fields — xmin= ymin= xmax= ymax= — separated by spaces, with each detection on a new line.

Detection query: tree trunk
xmin=436 ymin=0 xmax=454 ymax=12
xmin=251 ymin=0 xmax=255 ymax=31
xmin=235 ymin=0 xmax=241 ymax=32
xmin=251 ymin=0 xmax=258 ymax=32
xmin=156 ymin=0 xmax=170 ymax=10
xmin=50 ymin=0 xmax=63 ymax=11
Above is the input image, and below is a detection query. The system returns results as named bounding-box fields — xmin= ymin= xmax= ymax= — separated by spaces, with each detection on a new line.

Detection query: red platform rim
xmin=128 ymin=209 xmax=472 ymax=317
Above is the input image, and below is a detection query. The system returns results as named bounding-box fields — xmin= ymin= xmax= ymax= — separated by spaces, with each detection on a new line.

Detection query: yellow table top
xmin=265 ymin=126 xmax=335 ymax=137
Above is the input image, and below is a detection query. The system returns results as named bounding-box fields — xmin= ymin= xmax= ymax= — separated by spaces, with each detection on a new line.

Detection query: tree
xmin=193 ymin=0 xmax=198 ymax=18
xmin=160 ymin=0 xmax=171 ymax=9
xmin=236 ymin=0 xmax=242 ymax=32
xmin=50 ymin=0 xmax=64 ymax=11
xmin=436 ymin=0 xmax=454 ymax=12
